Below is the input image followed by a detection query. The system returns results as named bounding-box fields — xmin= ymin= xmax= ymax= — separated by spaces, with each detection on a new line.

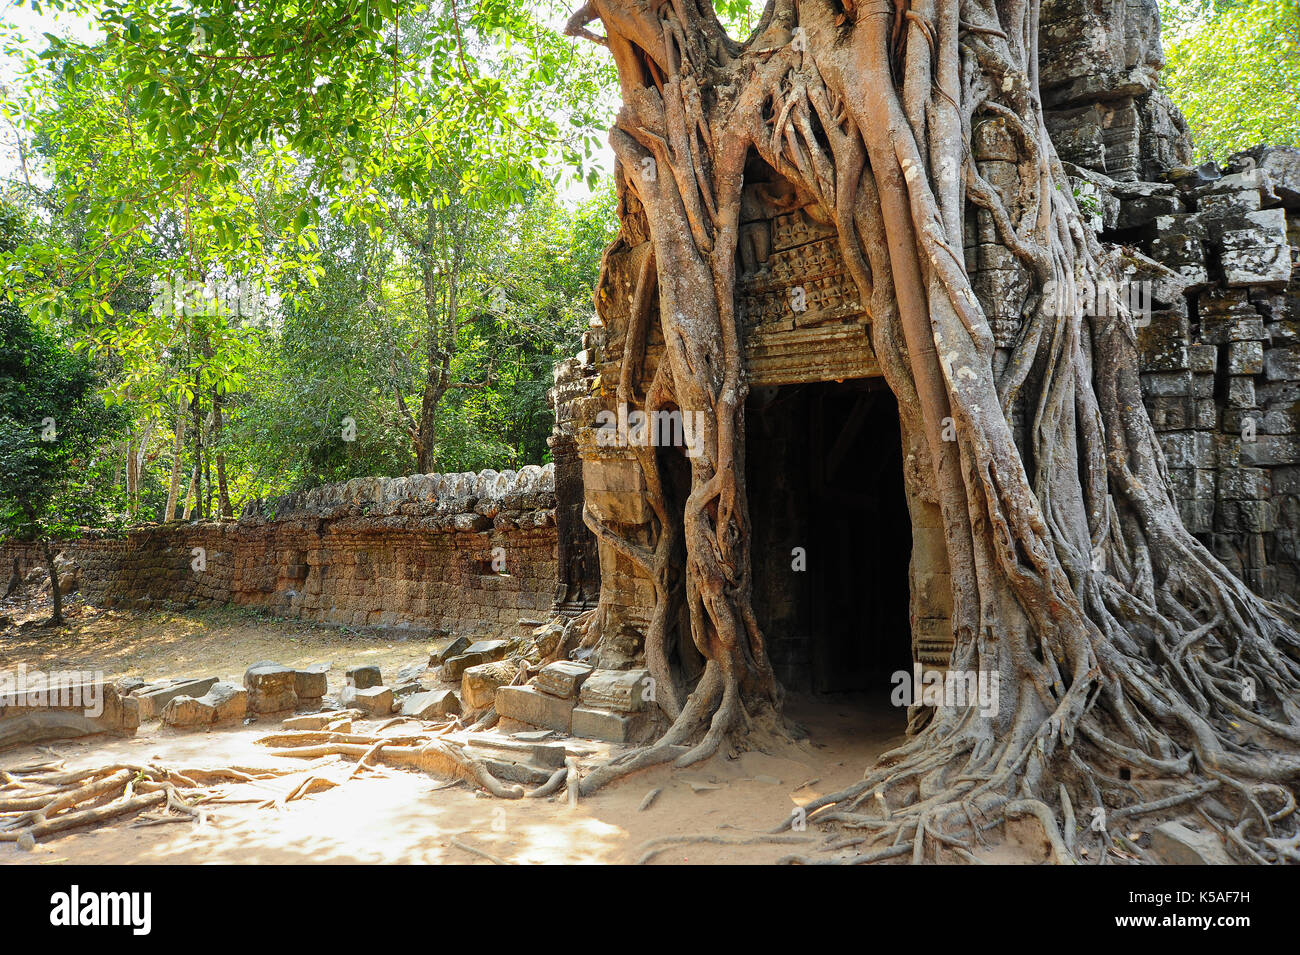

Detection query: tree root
xmin=635 ymin=831 xmax=816 ymax=864
xmin=0 ymin=762 xmax=232 ymax=844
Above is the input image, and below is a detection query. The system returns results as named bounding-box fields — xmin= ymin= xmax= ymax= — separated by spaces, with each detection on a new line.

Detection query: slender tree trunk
xmin=41 ymin=538 xmax=62 ymax=626
xmin=182 ymin=465 xmax=199 ymax=521
xmin=415 ymin=235 xmax=457 ymax=473
xmin=212 ymin=389 xmax=231 ymax=519
xmin=165 ymin=395 xmax=187 ymax=521
xmin=189 ymin=374 xmax=204 ymax=520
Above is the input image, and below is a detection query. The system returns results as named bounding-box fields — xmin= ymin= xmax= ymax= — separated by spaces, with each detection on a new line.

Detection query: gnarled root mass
xmin=563 ymin=0 xmax=1300 ymax=861
xmin=0 ymin=760 xmax=307 ymax=844
xmin=0 ymin=722 xmax=589 ymax=845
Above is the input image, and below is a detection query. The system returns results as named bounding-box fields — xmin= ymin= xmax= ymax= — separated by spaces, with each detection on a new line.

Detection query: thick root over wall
xmin=560 ymin=0 xmax=1300 ymax=862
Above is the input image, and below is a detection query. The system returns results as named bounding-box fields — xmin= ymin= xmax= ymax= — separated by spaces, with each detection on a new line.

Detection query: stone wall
xmin=1033 ymin=2 xmax=1300 ymax=599
xmin=1117 ymin=152 xmax=1300 ymax=598
xmin=2 ymin=466 xmax=562 ymax=639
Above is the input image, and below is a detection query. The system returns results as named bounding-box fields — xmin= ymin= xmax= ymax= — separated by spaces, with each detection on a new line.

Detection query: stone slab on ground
xmin=136 ymin=677 xmax=219 ymax=721
xmin=1150 ymin=820 xmax=1233 ymax=864
xmin=391 ymin=681 xmax=423 ymax=700
xmin=282 ymin=709 xmax=362 ymax=731
xmin=494 ymin=685 xmax=575 ymax=733
xmin=571 ymin=706 xmax=647 ymax=744
xmin=400 ymin=688 xmax=461 ymax=720
xmin=578 ymin=669 xmax=651 ymax=713
xmin=463 ymin=733 xmax=567 ymax=768
xmin=534 ymin=660 xmax=592 ymax=700
xmin=0 ymin=681 xmax=139 ymax=747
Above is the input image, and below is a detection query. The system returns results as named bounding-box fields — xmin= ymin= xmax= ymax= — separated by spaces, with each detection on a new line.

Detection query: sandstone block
xmin=494 ymin=685 xmax=575 ymax=733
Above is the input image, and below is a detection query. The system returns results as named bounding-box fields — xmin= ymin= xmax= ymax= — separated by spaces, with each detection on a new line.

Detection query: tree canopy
xmin=1160 ymin=0 xmax=1300 ymax=159
xmin=0 ymin=0 xmax=618 ymax=521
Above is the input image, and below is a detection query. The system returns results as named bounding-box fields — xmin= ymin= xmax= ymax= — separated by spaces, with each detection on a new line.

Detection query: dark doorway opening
xmin=746 ymin=379 xmax=913 ymax=695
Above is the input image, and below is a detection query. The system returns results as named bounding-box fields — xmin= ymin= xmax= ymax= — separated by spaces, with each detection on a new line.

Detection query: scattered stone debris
xmin=161 ymin=682 xmax=248 ymax=728
xmin=400 ymin=688 xmax=460 ymax=720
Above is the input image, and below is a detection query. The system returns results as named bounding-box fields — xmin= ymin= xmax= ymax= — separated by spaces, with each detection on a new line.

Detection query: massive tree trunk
xmin=565 ymin=0 xmax=1300 ymax=862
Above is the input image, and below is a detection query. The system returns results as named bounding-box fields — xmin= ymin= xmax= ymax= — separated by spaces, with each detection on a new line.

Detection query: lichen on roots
xmin=564 ymin=0 xmax=1300 ymax=862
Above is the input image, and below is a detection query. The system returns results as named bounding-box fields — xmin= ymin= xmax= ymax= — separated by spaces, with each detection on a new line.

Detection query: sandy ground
xmin=0 ymin=606 xmax=1039 ymax=865
xmin=0 ymin=696 xmax=906 ymax=865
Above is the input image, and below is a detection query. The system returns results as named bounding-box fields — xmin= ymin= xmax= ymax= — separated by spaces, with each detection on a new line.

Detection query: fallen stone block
xmin=1151 ymin=820 xmax=1232 ymax=865
xmin=579 ymin=669 xmax=651 ymax=713
xmin=244 ymin=663 xmax=299 ymax=714
xmin=442 ymin=640 xmax=510 ymax=681
xmin=464 ymin=733 xmax=567 ymax=769
xmin=345 ymin=665 xmax=383 ymax=689
xmin=162 ymin=695 xmax=214 ymax=728
xmin=0 ymin=680 xmax=139 ymax=747
xmin=434 ymin=636 xmax=471 ymax=666
xmin=206 ymin=682 xmax=248 ymax=723
xmin=571 ymin=706 xmax=647 ymax=744
xmin=343 ymin=685 xmax=394 ymax=716
xmin=534 ymin=660 xmax=592 ymax=700
xmin=529 ymin=621 xmax=566 ymax=657
xmin=462 ymin=661 xmax=519 ymax=710
xmin=136 ymin=677 xmax=219 ymax=721
xmin=401 ymin=689 xmax=461 ymax=720
xmin=293 ymin=665 xmax=329 ymax=700
xmin=495 ymin=685 xmax=575 ymax=733
xmin=162 ymin=682 xmax=247 ymax=729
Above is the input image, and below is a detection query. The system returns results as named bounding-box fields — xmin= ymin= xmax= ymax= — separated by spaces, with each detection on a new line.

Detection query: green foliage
xmin=0 ymin=0 xmax=618 ymax=525
xmin=1161 ymin=0 xmax=1300 ymax=160
xmin=0 ymin=297 xmax=127 ymax=541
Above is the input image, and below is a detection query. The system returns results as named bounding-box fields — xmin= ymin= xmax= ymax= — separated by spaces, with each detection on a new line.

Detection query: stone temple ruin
xmin=547 ymin=0 xmax=1300 ymax=704
xmin=3 ymin=1 xmax=1300 ymax=748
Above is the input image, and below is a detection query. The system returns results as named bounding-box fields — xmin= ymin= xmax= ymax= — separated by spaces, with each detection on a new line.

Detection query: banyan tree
xmin=552 ymin=0 xmax=1300 ymax=862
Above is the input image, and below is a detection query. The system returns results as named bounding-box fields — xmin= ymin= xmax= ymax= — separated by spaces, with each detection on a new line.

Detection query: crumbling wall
xmin=1032 ymin=2 xmax=1300 ymax=600
xmin=2 ymin=466 xmax=561 ymax=638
